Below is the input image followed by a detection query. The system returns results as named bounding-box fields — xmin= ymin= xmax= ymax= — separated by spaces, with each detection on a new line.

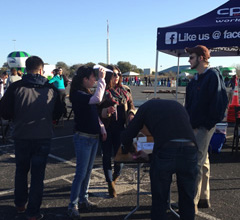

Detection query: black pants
xmin=59 ymin=89 xmax=67 ymax=116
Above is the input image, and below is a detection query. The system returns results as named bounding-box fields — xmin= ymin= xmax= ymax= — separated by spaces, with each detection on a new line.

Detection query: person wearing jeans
xmin=70 ymin=134 xmax=99 ymax=205
xmin=14 ymin=139 xmax=51 ymax=217
xmin=121 ymin=99 xmax=198 ymax=220
xmin=150 ymin=143 xmax=197 ymax=220
xmin=0 ymin=56 xmax=63 ymax=220
xmin=68 ymin=66 xmax=106 ymax=220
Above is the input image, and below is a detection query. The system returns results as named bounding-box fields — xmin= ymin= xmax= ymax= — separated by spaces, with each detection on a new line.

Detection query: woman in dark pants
xmin=99 ymin=65 xmax=136 ymax=197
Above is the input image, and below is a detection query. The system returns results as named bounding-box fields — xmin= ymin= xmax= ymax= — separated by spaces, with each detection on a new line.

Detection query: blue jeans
xmin=101 ymin=126 xmax=124 ymax=183
xmin=14 ymin=139 xmax=51 ymax=217
xmin=150 ymin=144 xmax=198 ymax=220
xmin=69 ymin=134 xmax=99 ymax=208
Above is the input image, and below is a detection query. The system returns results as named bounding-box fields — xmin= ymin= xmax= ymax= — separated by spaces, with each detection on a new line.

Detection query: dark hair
xmin=10 ymin=68 xmax=17 ymax=72
xmin=26 ymin=56 xmax=44 ymax=72
xmin=69 ymin=65 xmax=94 ymax=102
xmin=17 ymin=70 xmax=22 ymax=77
xmin=106 ymin=65 xmax=122 ymax=86
xmin=105 ymin=71 xmax=113 ymax=89
xmin=52 ymin=68 xmax=60 ymax=76
xmin=0 ymin=71 xmax=8 ymax=78
xmin=58 ymin=67 xmax=63 ymax=71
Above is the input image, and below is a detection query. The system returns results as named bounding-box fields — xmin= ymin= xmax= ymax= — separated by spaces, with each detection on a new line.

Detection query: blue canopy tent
xmin=154 ymin=0 xmax=240 ymax=98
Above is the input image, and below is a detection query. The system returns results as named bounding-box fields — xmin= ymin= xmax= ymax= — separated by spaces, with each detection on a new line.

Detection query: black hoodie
xmin=185 ymin=68 xmax=228 ymax=130
xmin=0 ymin=73 xmax=63 ymax=139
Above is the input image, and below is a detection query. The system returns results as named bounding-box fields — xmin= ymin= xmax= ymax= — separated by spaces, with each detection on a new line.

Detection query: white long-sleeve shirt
xmin=89 ymin=78 xmax=106 ymax=104
xmin=89 ymin=77 xmax=106 ymax=135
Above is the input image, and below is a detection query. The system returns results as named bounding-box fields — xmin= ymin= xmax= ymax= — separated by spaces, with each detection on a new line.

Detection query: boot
xmin=108 ymin=182 xmax=117 ymax=198
xmin=198 ymin=199 xmax=211 ymax=208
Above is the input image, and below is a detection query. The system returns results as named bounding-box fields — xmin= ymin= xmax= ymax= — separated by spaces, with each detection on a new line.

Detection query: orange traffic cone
xmin=227 ymin=76 xmax=240 ymax=123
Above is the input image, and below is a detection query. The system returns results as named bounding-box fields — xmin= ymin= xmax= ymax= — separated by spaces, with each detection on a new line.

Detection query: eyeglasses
xmin=189 ymin=56 xmax=196 ymax=60
xmin=113 ymin=73 xmax=121 ymax=77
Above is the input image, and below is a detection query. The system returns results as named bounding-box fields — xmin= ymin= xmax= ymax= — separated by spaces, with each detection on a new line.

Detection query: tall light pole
xmin=12 ymin=39 xmax=16 ymax=51
xmin=106 ymin=20 xmax=110 ymax=65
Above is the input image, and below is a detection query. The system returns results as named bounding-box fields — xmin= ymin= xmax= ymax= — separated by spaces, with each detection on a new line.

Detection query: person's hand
xmin=128 ymin=113 xmax=134 ymax=122
xmin=107 ymin=106 xmax=116 ymax=115
xmin=132 ymin=150 xmax=149 ymax=161
xmin=98 ymin=68 xmax=106 ymax=79
xmin=102 ymin=132 xmax=107 ymax=141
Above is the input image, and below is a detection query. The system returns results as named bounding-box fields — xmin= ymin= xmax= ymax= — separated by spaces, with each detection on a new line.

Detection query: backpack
xmin=213 ymin=68 xmax=229 ymax=123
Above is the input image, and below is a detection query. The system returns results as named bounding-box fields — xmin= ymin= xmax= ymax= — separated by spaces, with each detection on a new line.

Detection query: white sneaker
xmin=68 ymin=206 xmax=81 ymax=219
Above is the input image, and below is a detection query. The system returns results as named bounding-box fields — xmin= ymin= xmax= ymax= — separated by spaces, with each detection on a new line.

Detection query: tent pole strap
xmin=154 ymin=50 xmax=159 ymax=97
xmin=176 ymin=56 xmax=180 ymax=101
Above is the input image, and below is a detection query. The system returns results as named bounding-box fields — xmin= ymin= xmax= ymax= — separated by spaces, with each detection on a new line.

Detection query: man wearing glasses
xmin=185 ymin=45 xmax=228 ymax=214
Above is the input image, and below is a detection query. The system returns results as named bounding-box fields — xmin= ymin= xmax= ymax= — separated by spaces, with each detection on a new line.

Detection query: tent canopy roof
xmin=157 ymin=0 xmax=240 ymax=57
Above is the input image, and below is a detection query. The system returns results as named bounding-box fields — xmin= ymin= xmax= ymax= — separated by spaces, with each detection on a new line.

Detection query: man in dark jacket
xmin=185 ymin=45 xmax=228 ymax=213
xmin=0 ymin=56 xmax=63 ymax=220
xmin=121 ymin=99 xmax=198 ymax=220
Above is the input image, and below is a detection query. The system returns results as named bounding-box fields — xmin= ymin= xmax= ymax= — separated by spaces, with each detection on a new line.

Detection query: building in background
xmin=143 ymin=68 xmax=154 ymax=75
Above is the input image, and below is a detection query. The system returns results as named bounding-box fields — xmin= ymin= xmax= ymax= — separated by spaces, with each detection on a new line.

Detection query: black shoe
xmin=78 ymin=200 xmax=97 ymax=211
xmin=68 ymin=206 xmax=81 ymax=219
xmin=198 ymin=199 xmax=211 ymax=208
xmin=16 ymin=205 xmax=26 ymax=214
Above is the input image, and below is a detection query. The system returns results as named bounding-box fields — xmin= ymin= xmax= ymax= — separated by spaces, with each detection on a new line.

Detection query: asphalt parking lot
xmin=0 ymin=85 xmax=240 ymax=220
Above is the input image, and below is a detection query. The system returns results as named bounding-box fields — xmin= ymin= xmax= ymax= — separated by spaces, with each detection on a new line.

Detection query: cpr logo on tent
xmin=165 ymin=32 xmax=177 ymax=44
xmin=217 ymin=7 xmax=240 ymax=17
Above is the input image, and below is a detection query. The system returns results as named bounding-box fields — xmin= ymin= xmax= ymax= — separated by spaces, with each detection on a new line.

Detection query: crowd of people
xmin=122 ymin=75 xmax=179 ymax=87
xmin=0 ymin=44 xmax=229 ymax=220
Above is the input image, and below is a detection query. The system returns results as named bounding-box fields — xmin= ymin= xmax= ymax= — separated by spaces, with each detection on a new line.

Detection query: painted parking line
xmin=0 ymin=173 xmax=75 ymax=196
xmin=0 ymin=144 xmax=13 ymax=148
xmin=197 ymin=211 xmax=222 ymax=220
xmin=0 ymin=188 xmax=14 ymax=196
xmin=48 ymin=154 xmax=76 ymax=167
xmin=226 ymin=135 xmax=233 ymax=139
